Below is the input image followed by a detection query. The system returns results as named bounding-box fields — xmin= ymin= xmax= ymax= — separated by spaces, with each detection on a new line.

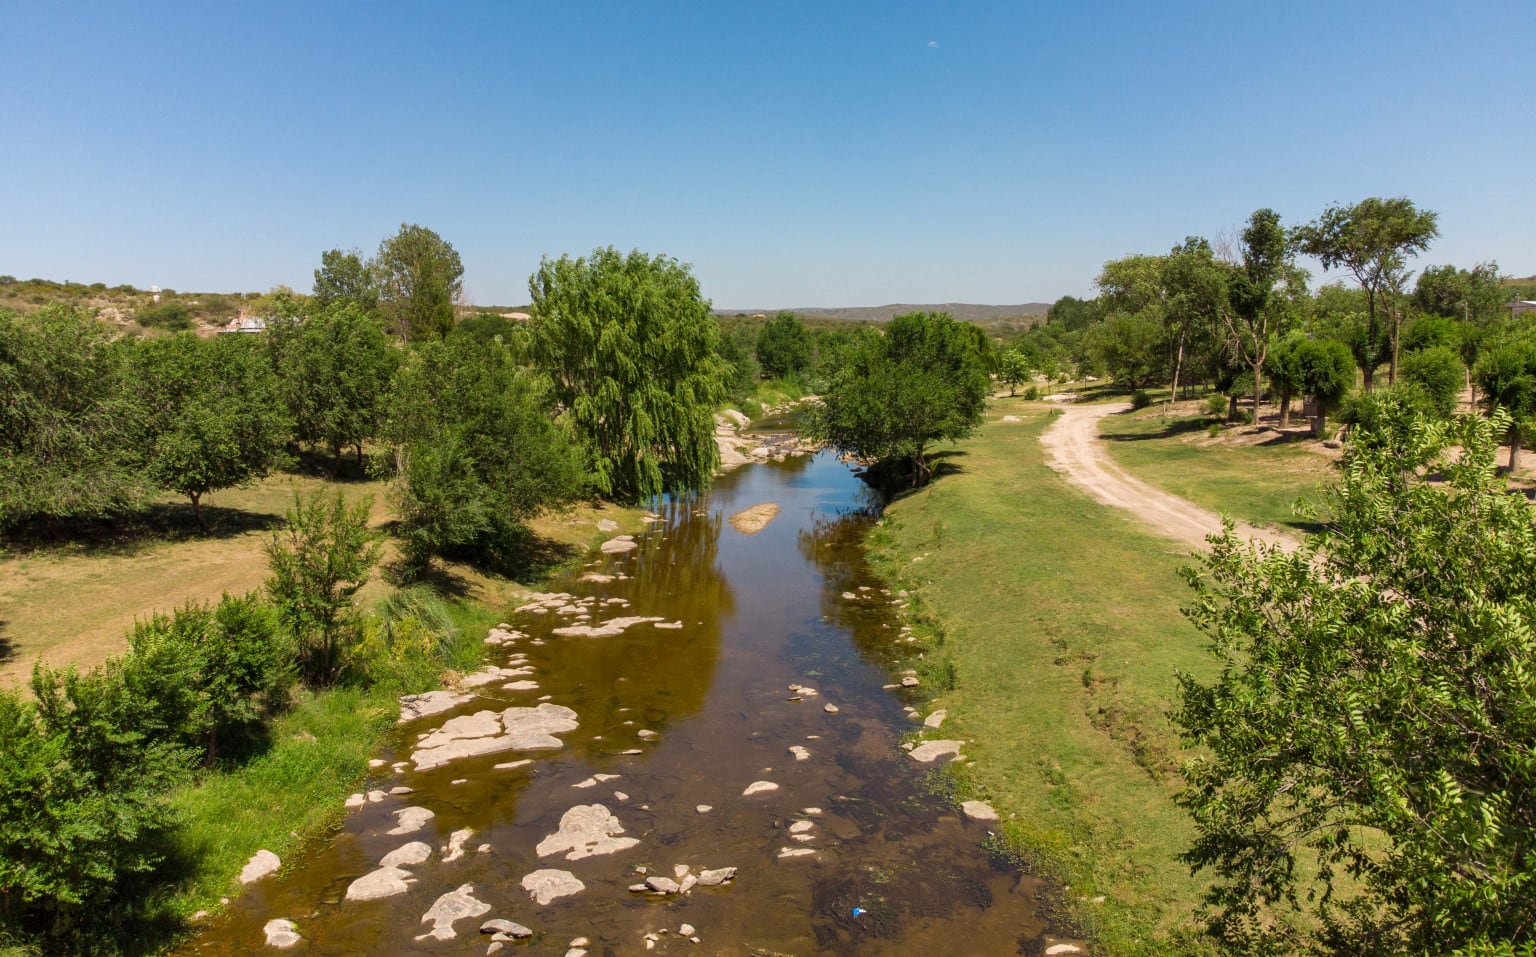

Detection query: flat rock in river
xmin=535 ymin=804 xmax=640 ymax=861
xmin=411 ymin=703 xmax=578 ymax=770
xmin=379 ymin=841 xmax=433 ymax=868
xmin=398 ymin=689 xmax=470 ymax=723
xmin=907 ymin=740 xmax=964 ymax=763
xmin=521 ymin=868 xmax=586 ymax=905
xmin=728 ymin=503 xmax=780 ymax=535
xmin=416 ymin=883 xmax=490 ymax=942
xmin=345 ymin=866 xmax=415 ymax=902
xmin=263 ymin=918 xmax=301 ymax=948
xmin=239 ymin=849 xmax=280 ymax=884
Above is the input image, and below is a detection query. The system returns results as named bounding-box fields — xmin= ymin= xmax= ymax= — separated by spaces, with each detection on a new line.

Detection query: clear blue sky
xmin=3 ymin=1 xmax=1532 ymax=308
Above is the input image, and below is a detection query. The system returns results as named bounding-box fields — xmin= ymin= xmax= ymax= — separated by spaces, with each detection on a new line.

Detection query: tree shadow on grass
xmin=0 ymin=619 xmax=11 ymax=667
xmin=0 ymin=502 xmax=284 ymax=558
xmin=385 ymin=524 xmax=583 ymax=595
xmin=288 ymin=446 xmax=377 ymax=483
xmin=1100 ymin=415 xmax=1213 ymax=442
xmin=864 ymin=450 xmax=970 ymax=505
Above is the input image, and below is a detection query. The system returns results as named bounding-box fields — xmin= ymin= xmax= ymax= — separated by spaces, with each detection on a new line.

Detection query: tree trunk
xmin=332 ymin=443 xmax=343 ymax=478
xmin=1278 ymin=386 xmax=1294 ymax=428
xmin=1389 ymin=305 xmax=1402 ymax=387
xmin=1312 ymin=407 xmax=1328 ymax=440
xmin=1227 ymin=394 xmax=1239 ymax=422
xmin=1510 ymin=430 xmax=1522 ymax=473
xmin=1252 ymin=360 xmax=1263 ymax=426
xmin=1362 ymin=365 xmax=1375 ymax=392
xmin=1170 ymin=330 xmax=1187 ymax=404
xmin=357 ymin=443 xmax=365 ymax=468
xmin=191 ymin=492 xmax=206 ymax=531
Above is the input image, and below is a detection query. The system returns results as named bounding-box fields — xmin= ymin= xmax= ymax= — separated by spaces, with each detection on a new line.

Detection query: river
xmin=186 ymin=451 xmax=1070 ymax=956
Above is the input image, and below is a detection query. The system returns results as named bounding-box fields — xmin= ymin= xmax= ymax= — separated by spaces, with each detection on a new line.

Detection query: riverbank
xmin=864 ymin=400 xmax=1224 ymax=956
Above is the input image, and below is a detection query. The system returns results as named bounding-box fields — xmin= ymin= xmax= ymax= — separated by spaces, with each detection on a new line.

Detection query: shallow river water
xmin=187 ymin=452 xmax=1069 ymax=956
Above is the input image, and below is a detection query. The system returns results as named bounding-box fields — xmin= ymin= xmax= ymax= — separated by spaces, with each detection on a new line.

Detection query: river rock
xmin=596 ymin=518 xmax=619 ymax=532
xmin=380 ymin=841 xmax=433 ymax=868
xmin=239 ymin=849 xmax=280 ymax=884
xmin=924 ymin=709 xmax=947 ymax=728
xmin=481 ymin=918 xmax=533 ymax=938
xmin=416 ymin=883 xmax=490 ymax=941
xmin=777 ymin=847 xmax=816 ymax=858
xmin=823 ymin=703 xmax=840 ymax=714
xmin=644 ymin=875 xmax=680 ymax=894
xmin=536 ymin=804 xmax=640 ymax=861
xmin=345 ymin=866 xmax=415 ymax=901
xmin=696 ymin=866 xmax=737 ymax=886
xmin=789 ymin=820 xmax=815 ymax=834
xmin=788 ymin=745 xmax=810 ymax=761
xmin=728 ymin=502 xmax=781 ymax=535
xmin=263 ymin=918 xmax=301 ymax=948
xmin=387 ymin=806 xmax=435 ymax=835
xmin=908 ymin=740 xmax=964 ymax=763
xmin=901 ymin=676 xmax=920 ymax=687
xmin=502 ymin=680 xmax=540 ymax=691
xmin=962 ymin=800 xmax=1000 ymax=822
xmin=412 ymin=703 xmax=579 ymax=770
xmin=399 ymin=689 xmax=471 ymax=723
xmin=742 ymin=780 xmax=779 ymax=796
xmin=442 ymin=828 xmax=474 ymax=862
xmin=552 ymin=616 xmax=664 ymax=638
xmin=1044 ymin=945 xmax=1085 ymax=955
xmin=522 ymin=868 xmax=586 ymax=905
xmin=600 ymin=536 xmax=638 ymax=554
xmin=696 ymin=804 xmax=713 ymax=813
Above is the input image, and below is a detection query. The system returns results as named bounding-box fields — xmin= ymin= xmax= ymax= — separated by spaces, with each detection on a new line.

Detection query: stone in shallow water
xmin=416 ymin=883 xmax=491 ymax=942
xmin=345 ymin=866 xmax=415 ymax=901
xmin=788 ymin=745 xmax=810 ymax=761
xmin=600 ymin=536 xmax=638 ymax=554
xmin=728 ymin=502 xmax=780 ymax=535
xmin=552 ymin=616 xmax=663 ymax=638
xmin=521 ymin=868 xmax=586 ymax=905
xmin=907 ymin=739 xmax=964 ymax=763
xmin=535 ymin=804 xmax=640 ymax=861
xmin=777 ymin=847 xmax=816 ymax=859
xmin=411 ymin=703 xmax=579 ymax=771
xmin=239 ymin=849 xmax=280 ymax=884
xmin=379 ymin=841 xmax=432 ymax=868
xmin=263 ymin=918 xmax=301 ymax=948
xmin=481 ymin=918 xmax=532 ymax=938
xmin=442 ymin=828 xmax=474 ymax=862
xmin=643 ymin=875 xmax=680 ymax=894
xmin=387 ymin=806 xmax=435 ymax=835
xmin=398 ymin=689 xmax=471 ymax=723
xmin=695 ymin=866 xmax=737 ymax=886
xmin=924 ymin=708 xmax=947 ymax=729
xmin=742 ymin=780 xmax=779 ymax=797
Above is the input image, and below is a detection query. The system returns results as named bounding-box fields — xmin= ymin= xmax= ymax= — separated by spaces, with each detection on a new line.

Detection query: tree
xmin=998 ymin=348 xmax=1032 ymax=396
xmin=1294 ymin=197 xmax=1440 ymax=388
xmin=1091 ymin=309 xmax=1166 ymax=389
xmin=1264 ymin=331 xmax=1307 ymax=429
xmin=374 ymin=224 xmax=463 ymax=343
xmin=1414 ymin=261 xmax=1506 ymax=323
xmin=284 ymin=304 xmax=397 ymax=471
xmin=1176 ymin=406 xmax=1536 ymax=956
xmin=1162 ymin=237 xmax=1228 ymax=401
xmin=804 ymin=312 xmax=988 ymax=486
xmin=0 ymin=306 xmax=145 ymax=530
xmin=264 ymin=491 xmax=380 ymax=685
xmin=1473 ymin=335 xmax=1536 ymax=470
xmin=755 ymin=310 xmax=812 ymax=379
xmin=1398 ymin=345 xmax=1465 ymax=418
xmin=528 ymin=247 xmax=728 ymax=502
xmin=1220 ymin=208 xmax=1296 ymax=422
xmin=130 ymin=334 xmax=292 ymax=528
xmin=384 ymin=334 xmax=583 ymax=573
xmin=1292 ymin=337 xmax=1355 ymax=438
xmin=312 ymin=247 xmax=378 ymax=312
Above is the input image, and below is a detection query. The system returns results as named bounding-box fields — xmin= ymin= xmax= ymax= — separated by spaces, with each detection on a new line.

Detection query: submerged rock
xmin=728 ymin=503 xmax=781 ymax=535
xmin=386 ymin=806 xmax=435 ymax=835
xmin=552 ymin=616 xmax=663 ymax=638
xmin=263 ymin=918 xmax=301 ymax=948
xmin=742 ymin=780 xmax=779 ymax=797
xmin=411 ymin=703 xmax=578 ymax=771
xmin=416 ymin=883 xmax=491 ymax=942
xmin=521 ymin=868 xmax=586 ymax=905
xmin=535 ymin=804 xmax=640 ymax=861
xmin=239 ymin=849 xmax=280 ymax=884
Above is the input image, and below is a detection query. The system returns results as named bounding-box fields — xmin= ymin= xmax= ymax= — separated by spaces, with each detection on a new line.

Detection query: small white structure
xmin=1510 ymin=300 xmax=1536 ymax=318
xmin=150 ymin=284 xmax=161 ymax=303
xmin=220 ymin=309 xmax=268 ymax=334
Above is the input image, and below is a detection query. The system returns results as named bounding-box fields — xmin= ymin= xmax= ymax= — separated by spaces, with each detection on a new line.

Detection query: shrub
xmin=265 ymin=491 xmax=381 ymax=686
xmin=133 ymin=302 xmax=191 ymax=330
xmin=1023 ymin=385 xmax=1040 ymax=400
xmin=1131 ymin=389 xmax=1154 ymax=410
xmin=1205 ymin=393 xmax=1229 ymax=417
xmin=1208 ymin=423 xmax=1221 ymax=438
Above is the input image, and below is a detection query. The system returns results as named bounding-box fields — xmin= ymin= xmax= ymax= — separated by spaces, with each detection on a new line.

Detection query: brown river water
xmin=185 ymin=451 xmax=1072 ymax=956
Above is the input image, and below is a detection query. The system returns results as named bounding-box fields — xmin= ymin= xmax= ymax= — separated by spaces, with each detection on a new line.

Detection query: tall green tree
xmin=385 ymin=333 xmax=583 ymax=572
xmin=1220 ymin=208 xmax=1297 ymax=421
xmin=0 ymin=306 xmax=145 ymax=530
xmin=1413 ymin=261 xmax=1506 ymax=323
xmin=1473 ymin=334 xmax=1536 ymax=470
xmin=755 ymin=310 xmax=812 ymax=379
xmin=1177 ymin=405 xmax=1536 ymax=956
xmin=130 ymin=334 xmax=292 ymax=528
xmin=528 ymin=247 xmax=728 ymax=502
xmin=312 ymin=247 xmax=378 ymax=312
xmin=286 ymin=304 xmax=397 ymax=471
xmin=1161 ymin=237 xmax=1228 ymax=401
xmin=804 ymin=311 xmax=988 ymax=486
xmin=374 ymin=224 xmax=463 ymax=343
xmin=997 ymin=348 xmax=1032 ymax=396
xmin=1091 ymin=309 xmax=1166 ymax=389
xmin=1294 ymin=197 xmax=1440 ymax=388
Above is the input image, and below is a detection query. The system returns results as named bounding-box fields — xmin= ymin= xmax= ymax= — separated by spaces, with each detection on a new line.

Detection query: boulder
xmin=345 ymin=866 xmax=415 ymax=901
xmin=908 ymin=740 xmax=964 ymax=763
xmin=600 ymin=537 xmax=638 ymax=554
xmin=521 ymin=868 xmax=586 ymax=905
xmin=643 ymin=875 xmax=680 ymax=894
xmin=238 ymin=849 xmax=280 ymax=884
xmin=696 ymin=866 xmax=737 ymax=886
xmin=961 ymin=800 xmax=1000 ymax=822
xmin=398 ymin=689 xmax=470 ymax=723
xmin=924 ymin=709 xmax=947 ymax=729
xmin=742 ymin=780 xmax=779 ymax=797
xmin=416 ymin=883 xmax=491 ymax=942
xmin=386 ymin=806 xmax=435 ymax=835
xmin=481 ymin=918 xmax=533 ymax=938
xmin=379 ymin=841 xmax=433 ymax=868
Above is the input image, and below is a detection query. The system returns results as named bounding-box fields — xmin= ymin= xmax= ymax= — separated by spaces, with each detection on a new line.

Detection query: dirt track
xmin=1040 ymin=402 xmax=1295 ymax=551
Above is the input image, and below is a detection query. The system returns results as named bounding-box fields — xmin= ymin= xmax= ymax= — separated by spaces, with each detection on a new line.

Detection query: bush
xmin=133 ymin=302 xmax=191 ymax=330
xmin=1131 ymin=389 xmax=1154 ymax=410
xmin=1208 ymin=423 xmax=1221 ymax=438
xmin=265 ymin=491 xmax=381 ymax=686
xmin=1399 ymin=345 xmax=1465 ymax=418
xmin=1023 ymin=385 xmax=1040 ymax=400
xmin=1205 ymin=393 xmax=1229 ymax=417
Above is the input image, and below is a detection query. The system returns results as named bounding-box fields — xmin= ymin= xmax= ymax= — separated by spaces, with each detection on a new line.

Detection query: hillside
xmin=725 ymin=302 xmax=1052 ymax=324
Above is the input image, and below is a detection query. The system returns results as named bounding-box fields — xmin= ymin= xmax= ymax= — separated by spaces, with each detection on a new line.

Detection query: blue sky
xmin=3 ymin=1 xmax=1531 ymax=307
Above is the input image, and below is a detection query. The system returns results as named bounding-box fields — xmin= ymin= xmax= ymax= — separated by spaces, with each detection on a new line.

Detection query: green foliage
xmin=1177 ymin=407 xmax=1536 ymax=955
xmin=755 ymin=310 xmax=812 ymax=379
xmin=130 ymin=334 xmax=292 ymax=527
xmin=1402 ymin=313 xmax=1463 ymax=353
xmin=1397 ymin=345 xmax=1465 ymax=417
xmin=0 ymin=306 xmax=146 ymax=530
xmin=1091 ymin=310 xmax=1165 ymax=389
xmin=270 ymin=304 xmax=396 ymax=467
xmin=385 ymin=334 xmax=582 ymax=572
xmin=133 ymin=301 xmax=192 ymax=330
xmin=804 ymin=311 xmax=988 ymax=486
xmin=1130 ymin=389 xmax=1154 ymax=410
xmin=311 ymin=248 xmax=378 ymax=312
xmin=997 ymin=348 xmax=1032 ymax=395
xmin=528 ymin=247 xmax=728 ymax=502
xmin=264 ymin=491 xmax=381 ymax=685
xmin=1473 ymin=334 xmax=1536 ymax=468
xmin=1204 ymin=393 xmax=1228 ymax=417
xmin=1414 ymin=261 xmax=1506 ymax=322
xmin=1045 ymin=294 xmax=1096 ymax=331
xmin=374 ymin=224 xmax=463 ymax=343
xmin=1291 ymin=337 xmax=1355 ymax=436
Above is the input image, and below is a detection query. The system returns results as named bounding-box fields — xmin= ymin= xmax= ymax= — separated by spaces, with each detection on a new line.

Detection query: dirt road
xmin=1040 ymin=402 xmax=1295 ymax=551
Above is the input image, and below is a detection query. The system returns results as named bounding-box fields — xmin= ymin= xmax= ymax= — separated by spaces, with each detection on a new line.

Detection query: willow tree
xmin=528 ymin=247 xmax=728 ymax=503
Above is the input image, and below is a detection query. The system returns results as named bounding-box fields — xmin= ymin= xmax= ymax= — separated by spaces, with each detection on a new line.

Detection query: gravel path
xmin=1039 ymin=402 xmax=1296 ymax=551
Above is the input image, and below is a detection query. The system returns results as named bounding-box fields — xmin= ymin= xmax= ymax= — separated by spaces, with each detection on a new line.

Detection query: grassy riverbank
xmin=866 ymin=400 xmax=1223 ymax=955
xmin=1097 ymin=404 xmax=1336 ymax=533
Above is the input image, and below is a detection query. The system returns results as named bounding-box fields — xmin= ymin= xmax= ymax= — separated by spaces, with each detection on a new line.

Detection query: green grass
xmin=1097 ymin=406 xmax=1336 ymax=533
xmin=866 ymin=404 xmax=1222 ymax=955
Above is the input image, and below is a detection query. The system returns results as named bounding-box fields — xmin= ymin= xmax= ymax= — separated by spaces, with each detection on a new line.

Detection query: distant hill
xmin=722 ymin=302 xmax=1053 ymax=324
